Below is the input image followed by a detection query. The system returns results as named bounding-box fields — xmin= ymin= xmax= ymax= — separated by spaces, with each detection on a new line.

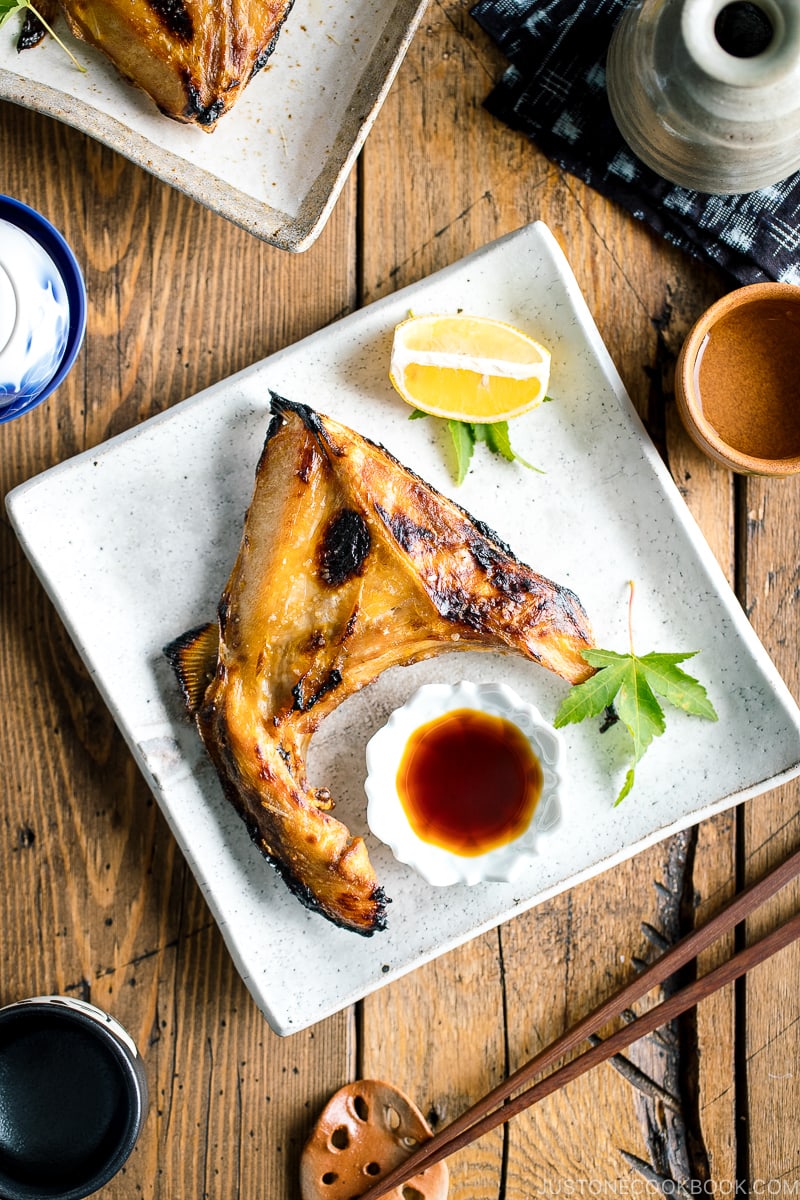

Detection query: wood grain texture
xmin=500 ymin=853 xmax=678 ymax=1195
xmin=662 ymin=279 xmax=738 ymax=1188
xmin=0 ymin=96 xmax=358 ymax=1200
xmin=361 ymin=937 xmax=507 ymax=1200
xmin=2 ymin=0 xmax=799 ymax=1194
xmin=739 ymin=474 xmax=800 ymax=1187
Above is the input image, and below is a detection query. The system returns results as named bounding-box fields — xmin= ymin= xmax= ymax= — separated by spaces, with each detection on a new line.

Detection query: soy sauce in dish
xmin=0 ymin=1006 xmax=138 ymax=1197
xmin=396 ymin=708 xmax=542 ymax=856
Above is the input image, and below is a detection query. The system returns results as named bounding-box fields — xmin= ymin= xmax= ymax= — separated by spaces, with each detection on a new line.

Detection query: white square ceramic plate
xmin=8 ymin=222 xmax=800 ymax=1035
xmin=0 ymin=0 xmax=427 ymax=251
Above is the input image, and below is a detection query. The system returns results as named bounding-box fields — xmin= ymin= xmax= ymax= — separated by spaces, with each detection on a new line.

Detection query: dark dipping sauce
xmin=397 ymin=708 xmax=543 ymax=856
xmin=695 ymin=297 xmax=800 ymax=460
xmin=0 ymin=1009 xmax=133 ymax=1195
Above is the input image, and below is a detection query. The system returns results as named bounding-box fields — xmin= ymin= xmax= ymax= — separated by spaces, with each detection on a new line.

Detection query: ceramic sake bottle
xmin=606 ymin=0 xmax=800 ymax=193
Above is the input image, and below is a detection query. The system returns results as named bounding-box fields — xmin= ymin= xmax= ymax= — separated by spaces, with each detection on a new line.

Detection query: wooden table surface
xmin=2 ymin=3 xmax=799 ymax=1196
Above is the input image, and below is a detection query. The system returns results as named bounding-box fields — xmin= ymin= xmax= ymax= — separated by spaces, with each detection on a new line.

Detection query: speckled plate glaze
xmin=0 ymin=1 xmax=426 ymax=252
xmin=7 ymin=222 xmax=800 ymax=1035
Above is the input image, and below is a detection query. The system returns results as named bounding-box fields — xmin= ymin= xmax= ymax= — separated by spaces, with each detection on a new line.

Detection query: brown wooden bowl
xmin=674 ymin=281 xmax=800 ymax=475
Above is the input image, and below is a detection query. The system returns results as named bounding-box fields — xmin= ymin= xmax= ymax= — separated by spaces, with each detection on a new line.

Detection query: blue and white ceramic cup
xmin=0 ymin=995 xmax=148 ymax=1200
xmin=0 ymin=196 xmax=87 ymax=424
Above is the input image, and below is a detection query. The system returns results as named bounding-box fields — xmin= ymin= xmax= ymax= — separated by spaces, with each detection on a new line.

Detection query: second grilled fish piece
xmin=166 ymin=395 xmax=595 ymax=935
xmin=57 ymin=0 xmax=294 ymax=128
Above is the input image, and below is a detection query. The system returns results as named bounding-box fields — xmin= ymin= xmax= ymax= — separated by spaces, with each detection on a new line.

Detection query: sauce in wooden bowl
xmin=675 ymin=282 xmax=800 ymax=476
xmin=694 ymin=297 xmax=800 ymax=460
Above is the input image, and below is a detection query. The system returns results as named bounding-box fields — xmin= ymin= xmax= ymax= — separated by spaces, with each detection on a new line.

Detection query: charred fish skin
xmin=166 ymin=395 xmax=595 ymax=935
xmin=16 ymin=0 xmax=58 ymax=49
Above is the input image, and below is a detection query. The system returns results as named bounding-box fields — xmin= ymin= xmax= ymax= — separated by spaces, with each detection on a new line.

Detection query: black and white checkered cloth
xmin=470 ymin=0 xmax=800 ymax=285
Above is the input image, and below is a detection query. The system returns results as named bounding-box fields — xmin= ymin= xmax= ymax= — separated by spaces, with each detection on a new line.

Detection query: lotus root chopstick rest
xmin=300 ymin=1079 xmax=448 ymax=1200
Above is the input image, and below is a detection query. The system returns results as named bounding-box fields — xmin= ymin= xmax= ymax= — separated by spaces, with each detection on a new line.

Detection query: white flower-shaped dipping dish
xmin=365 ymin=681 xmax=565 ymax=887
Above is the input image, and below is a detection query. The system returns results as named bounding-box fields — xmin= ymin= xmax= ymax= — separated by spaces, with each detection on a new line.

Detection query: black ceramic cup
xmin=0 ymin=996 xmax=148 ymax=1200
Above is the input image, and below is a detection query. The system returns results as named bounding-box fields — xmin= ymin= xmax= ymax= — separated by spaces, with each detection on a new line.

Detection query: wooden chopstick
xmin=357 ymin=847 xmax=800 ymax=1200
xmin=364 ymin=909 xmax=800 ymax=1197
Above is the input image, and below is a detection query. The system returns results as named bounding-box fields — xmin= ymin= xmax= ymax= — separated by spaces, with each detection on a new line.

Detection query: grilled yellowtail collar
xmin=165 ymin=395 xmax=595 ymax=935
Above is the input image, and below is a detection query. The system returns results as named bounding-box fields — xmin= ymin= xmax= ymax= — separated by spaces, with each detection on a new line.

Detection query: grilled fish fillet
xmin=44 ymin=0 xmax=294 ymax=128
xmin=165 ymin=395 xmax=595 ymax=935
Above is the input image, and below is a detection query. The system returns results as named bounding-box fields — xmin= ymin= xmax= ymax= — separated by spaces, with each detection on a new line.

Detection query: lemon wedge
xmin=389 ymin=313 xmax=551 ymax=423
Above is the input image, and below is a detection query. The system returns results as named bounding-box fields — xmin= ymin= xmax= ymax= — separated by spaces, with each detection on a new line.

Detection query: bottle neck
xmin=681 ymin=0 xmax=800 ymax=91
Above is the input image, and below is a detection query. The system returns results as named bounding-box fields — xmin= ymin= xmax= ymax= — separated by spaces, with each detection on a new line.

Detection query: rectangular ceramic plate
xmin=8 ymin=222 xmax=800 ymax=1035
xmin=0 ymin=1 xmax=427 ymax=251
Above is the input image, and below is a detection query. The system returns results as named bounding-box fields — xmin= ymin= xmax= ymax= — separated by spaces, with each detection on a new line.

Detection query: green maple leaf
xmin=554 ymin=585 xmax=718 ymax=805
xmin=0 ymin=0 xmax=86 ymax=71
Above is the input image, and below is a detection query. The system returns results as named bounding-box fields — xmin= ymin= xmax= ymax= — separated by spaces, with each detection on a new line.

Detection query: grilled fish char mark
xmin=165 ymin=394 xmax=596 ymax=935
xmin=16 ymin=0 xmax=59 ymax=48
xmin=149 ymin=0 xmax=194 ymax=42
